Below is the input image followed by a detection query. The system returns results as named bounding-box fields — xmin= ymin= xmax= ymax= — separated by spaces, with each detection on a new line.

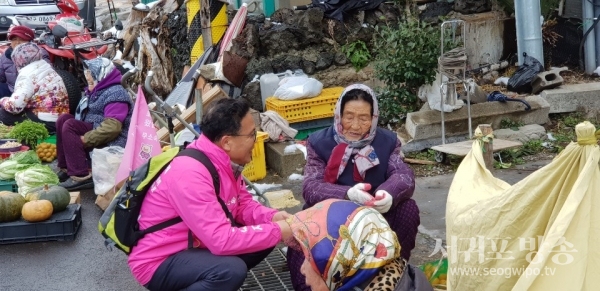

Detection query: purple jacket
xmin=303 ymin=127 xmax=415 ymax=207
xmin=0 ymin=46 xmax=50 ymax=93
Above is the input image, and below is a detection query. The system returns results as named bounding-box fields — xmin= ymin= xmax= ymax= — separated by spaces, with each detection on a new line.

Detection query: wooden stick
xmin=201 ymin=0 xmax=212 ymax=52
xmin=404 ymin=158 xmax=437 ymax=165
xmin=478 ymin=124 xmax=494 ymax=172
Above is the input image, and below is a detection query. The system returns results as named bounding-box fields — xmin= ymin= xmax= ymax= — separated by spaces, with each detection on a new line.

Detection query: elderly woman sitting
xmin=0 ymin=42 xmax=68 ymax=133
xmin=286 ymin=199 xmax=432 ymax=291
xmin=287 ymin=84 xmax=420 ymax=290
xmin=55 ymin=57 xmax=132 ymax=191
xmin=0 ymin=25 xmax=50 ymax=97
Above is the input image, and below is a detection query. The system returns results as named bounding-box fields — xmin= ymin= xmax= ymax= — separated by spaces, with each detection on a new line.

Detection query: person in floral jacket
xmin=0 ymin=25 xmax=50 ymax=96
xmin=0 ymin=42 xmax=69 ymax=133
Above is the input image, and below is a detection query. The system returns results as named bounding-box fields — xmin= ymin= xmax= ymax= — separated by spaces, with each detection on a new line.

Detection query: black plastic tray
xmin=0 ymin=204 xmax=82 ymax=244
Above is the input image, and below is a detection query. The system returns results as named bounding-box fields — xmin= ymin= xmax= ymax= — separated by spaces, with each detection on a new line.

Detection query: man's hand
xmin=272 ymin=211 xmax=291 ymax=222
xmin=346 ymin=183 xmax=374 ymax=204
xmin=276 ymin=220 xmax=293 ymax=242
xmin=365 ymin=190 xmax=393 ymax=213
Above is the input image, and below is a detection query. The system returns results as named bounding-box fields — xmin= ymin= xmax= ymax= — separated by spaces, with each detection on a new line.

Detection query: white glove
xmin=367 ymin=190 xmax=393 ymax=213
xmin=346 ymin=183 xmax=373 ymax=204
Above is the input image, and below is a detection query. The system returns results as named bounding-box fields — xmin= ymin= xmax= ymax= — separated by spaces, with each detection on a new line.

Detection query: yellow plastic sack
xmin=446 ymin=121 xmax=600 ymax=291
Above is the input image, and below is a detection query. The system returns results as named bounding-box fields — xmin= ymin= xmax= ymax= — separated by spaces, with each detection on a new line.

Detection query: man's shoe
xmin=58 ymin=176 xmax=94 ymax=191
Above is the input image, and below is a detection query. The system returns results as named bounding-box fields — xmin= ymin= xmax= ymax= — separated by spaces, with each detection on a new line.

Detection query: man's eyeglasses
xmin=231 ymin=130 xmax=257 ymax=141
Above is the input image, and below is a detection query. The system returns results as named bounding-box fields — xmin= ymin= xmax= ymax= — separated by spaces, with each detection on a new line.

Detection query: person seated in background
xmin=286 ymin=199 xmax=432 ymax=291
xmin=287 ymin=84 xmax=420 ymax=290
xmin=128 ymin=98 xmax=293 ymax=291
xmin=0 ymin=25 xmax=50 ymax=97
xmin=0 ymin=42 xmax=67 ymax=133
xmin=54 ymin=57 xmax=132 ymax=191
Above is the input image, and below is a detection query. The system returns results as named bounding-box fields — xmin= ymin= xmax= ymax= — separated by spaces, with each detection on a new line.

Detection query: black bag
xmin=396 ymin=263 xmax=435 ymax=291
xmin=507 ymin=52 xmax=544 ymax=94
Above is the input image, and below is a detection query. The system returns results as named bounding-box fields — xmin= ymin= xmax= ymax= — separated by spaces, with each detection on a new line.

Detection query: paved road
xmin=0 ymin=159 xmax=552 ymax=290
xmin=0 ymin=189 xmax=145 ymax=291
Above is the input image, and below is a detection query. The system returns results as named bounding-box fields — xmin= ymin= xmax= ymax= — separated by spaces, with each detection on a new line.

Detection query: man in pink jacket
xmin=128 ymin=98 xmax=293 ymax=291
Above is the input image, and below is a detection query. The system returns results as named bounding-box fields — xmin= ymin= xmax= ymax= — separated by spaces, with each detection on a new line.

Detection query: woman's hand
xmin=346 ymin=183 xmax=374 ymax=204
xmin=365 ymin=190 xmax=393 ymax=213
xmin=272 ymin=211 xmax=291 ymax=222
xmin=80 ymin=136 xmax=85 ymax=143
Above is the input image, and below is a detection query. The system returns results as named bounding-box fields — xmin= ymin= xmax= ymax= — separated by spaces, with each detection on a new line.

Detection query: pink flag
xmin=115 ymin=86 xmax=162 ymax=183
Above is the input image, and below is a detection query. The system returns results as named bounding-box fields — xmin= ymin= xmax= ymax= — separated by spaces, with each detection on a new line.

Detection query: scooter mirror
xmin=115 ymin=20 xmax=123 ymax=31
xmin=51 ymin=25 xmax=68 ymax=38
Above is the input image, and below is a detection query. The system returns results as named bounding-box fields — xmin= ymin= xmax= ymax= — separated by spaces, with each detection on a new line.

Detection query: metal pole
xmin=595 ymin=0 xmax=600 ymax=68
xmin=195 ymin=88 xmax=203 ymax=126
xmin=121 ymin=67 xmax=137 ymax=98
xmin=440 ymin=22 xmax=446 ymax=145
xmin=514 ymin=0 xmax=544 ymax=66
xmin=583 ymin=0 xmax=597 ymax=74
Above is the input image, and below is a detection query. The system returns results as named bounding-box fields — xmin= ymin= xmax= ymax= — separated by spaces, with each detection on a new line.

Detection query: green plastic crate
xmin=0 ymin=180 xmax=18 ymax=193
xmin=295 ymin=126 xmax=327 ymax=140
xmin=39 ymin=134 xmax=56 ymax=145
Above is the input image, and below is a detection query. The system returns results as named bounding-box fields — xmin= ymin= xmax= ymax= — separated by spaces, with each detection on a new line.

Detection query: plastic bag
xmin=57 ymin=17 xmax=85 ymax=33
xmin=507 ymin=53 xmax=544 ymax=94
xmin=91 ymin=146 xmax=125 ymax=195
xmin=273 ymin=76 xmax=323 ymax=100
xmin=419 ymin=258 xmax=448 ymax=288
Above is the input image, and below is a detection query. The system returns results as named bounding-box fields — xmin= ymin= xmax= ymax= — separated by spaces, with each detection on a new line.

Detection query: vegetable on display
xmin=8 ymin=120 xmax=49 ymax=150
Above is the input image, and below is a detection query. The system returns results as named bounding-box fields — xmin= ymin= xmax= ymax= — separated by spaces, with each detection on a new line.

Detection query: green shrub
xmin=341 ymin=40 xmax=372 ymax=72
xmin=373 ymin=20 xmax=441 ymax=124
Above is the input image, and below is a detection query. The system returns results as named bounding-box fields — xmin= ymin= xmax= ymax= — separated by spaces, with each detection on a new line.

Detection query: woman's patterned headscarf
xmin=83 ymin=57 xmax=115 ymax=83
xmin=330 ymin=84 xmax=380 ymax=181
xmin=11 ymin=42 xmax=43 ymax=71
xmin=287 ymin=199 xmax=401 ymax=291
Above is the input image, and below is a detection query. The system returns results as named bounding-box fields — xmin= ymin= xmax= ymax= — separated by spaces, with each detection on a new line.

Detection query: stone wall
xmin=234 ymin=4 xmax=401 ymax=111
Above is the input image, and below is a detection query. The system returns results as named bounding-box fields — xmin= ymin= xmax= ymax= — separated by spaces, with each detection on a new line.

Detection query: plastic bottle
xmin=260 ymin=73 xmax=279 ymax=111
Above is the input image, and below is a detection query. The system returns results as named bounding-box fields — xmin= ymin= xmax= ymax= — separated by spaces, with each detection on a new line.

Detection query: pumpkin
xmin=22 ymin=200 xmax=53 ymax=222
xmin=0 ymin=191 xmax=26 ymax=222
xmin=25 ymin=184 xmax=70 ymax=213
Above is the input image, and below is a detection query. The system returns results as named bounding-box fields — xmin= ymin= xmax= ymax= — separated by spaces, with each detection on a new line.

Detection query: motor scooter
xmin=0 ymin=0 xmax=121 ymax=90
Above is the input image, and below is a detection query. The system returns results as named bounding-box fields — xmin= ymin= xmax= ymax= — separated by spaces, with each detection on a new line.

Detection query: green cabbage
xmin=15 ymin=165 xmax=59 ymax=196
xmin=9 ymin=150 xmax=41 ymax=165
xmin=0 ymin=150 xmax=41 ymax=180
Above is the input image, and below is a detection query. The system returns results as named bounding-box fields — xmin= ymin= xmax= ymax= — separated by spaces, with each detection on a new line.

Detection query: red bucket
xmin=0 ymin=146 xmax=30 ymax=160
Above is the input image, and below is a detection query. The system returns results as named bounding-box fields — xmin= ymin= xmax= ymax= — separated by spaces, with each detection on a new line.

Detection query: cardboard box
xmin=94 ymin=180 xmax=125 ymax=211
xmin=69 ymin=192 xmax=80 ymax=205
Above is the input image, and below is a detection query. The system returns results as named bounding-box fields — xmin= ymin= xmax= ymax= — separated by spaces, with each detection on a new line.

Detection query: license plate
xmin=28 ymin=15 xmax=55 ymax=23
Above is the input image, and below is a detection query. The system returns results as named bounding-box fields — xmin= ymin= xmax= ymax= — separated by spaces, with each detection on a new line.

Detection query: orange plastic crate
xmin=243 ymin=131 xmax=269 ymax=181
xmin=265 ymin=87 xmax=344 ymax=123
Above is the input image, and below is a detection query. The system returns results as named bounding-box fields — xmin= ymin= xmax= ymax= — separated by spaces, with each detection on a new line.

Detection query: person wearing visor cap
xmin=54 ymin=57 xmax=133 ymax=191
xmin=0 ymin=25 xmax=50 ymax=96
xmin=0 ymin=42 xmax=66 ymax=133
